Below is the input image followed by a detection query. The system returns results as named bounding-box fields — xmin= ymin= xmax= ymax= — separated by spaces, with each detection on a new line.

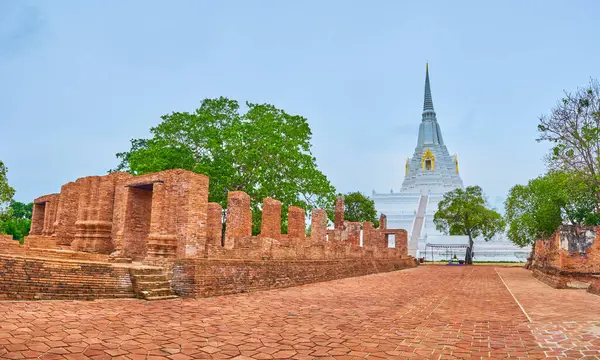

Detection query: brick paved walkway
xmin=0 ymin=266 xmax=599 ymax=359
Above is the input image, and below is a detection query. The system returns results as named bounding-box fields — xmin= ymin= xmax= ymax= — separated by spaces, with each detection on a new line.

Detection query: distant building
xmin=372 ymin=64 xmax=530 ymax=262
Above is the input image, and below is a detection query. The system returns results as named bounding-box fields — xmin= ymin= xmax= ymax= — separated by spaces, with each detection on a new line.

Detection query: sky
xmin=1 ymin=1 xmax=599 ymax=211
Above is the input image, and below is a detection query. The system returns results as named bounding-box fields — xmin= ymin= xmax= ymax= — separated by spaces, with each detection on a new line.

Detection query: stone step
xmin=129 ymin=267 xmax=166 ymax=276
xmin=133 ymin=274 xmax=167 ymax=282
xmin=144 ymin=295 xmax=179 ymax=301
xmin=134 ymin=281 xmax=170 ymax=290
xmin=142 ymin=288 xmax=173 ymax=297
xmin=0 ymin=292 xmax=134 ymax=301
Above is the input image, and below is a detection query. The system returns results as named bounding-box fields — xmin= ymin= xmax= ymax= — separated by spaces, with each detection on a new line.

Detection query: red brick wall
xmin=532 ymin=226 xmax=600 ymax=293
xmin=72 ymin=175 xmax=119 ymax=254
xmin=54 ymin=182 xmax=81 ymax=246
xmin=122 ymin=187 xmax=153 ymax=260
xmin=225 ymin=191 xmax=252 ymax=248
xmin=287 ymin=206 xmax=305 ymax=239
xmin=311 ymin=209 xmax=327 ymax=243
xmin=334 ymin=196 xmax=344 ymax=229
xmin=189 ymin=258 xmax=416 ymax=298
xmin=0 ymin=254 xmax=134 ymax=300
xmin=261 ymin=198 xmax=281 ymax=239
xmin=206 ymin=202 xmax=223 ymax=246
xmin=30 ymin=203 xmax=46 ymax=235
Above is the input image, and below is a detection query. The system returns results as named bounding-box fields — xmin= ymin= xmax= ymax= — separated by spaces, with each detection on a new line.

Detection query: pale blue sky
xmin=1 ymin=1 xmax=599 ymax=210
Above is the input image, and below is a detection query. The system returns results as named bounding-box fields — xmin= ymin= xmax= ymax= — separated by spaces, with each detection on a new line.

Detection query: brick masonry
xmin=11 ymin=169 xmax=415 ymax=300
xmin=532 ymin=225 xmax=600 ymax=295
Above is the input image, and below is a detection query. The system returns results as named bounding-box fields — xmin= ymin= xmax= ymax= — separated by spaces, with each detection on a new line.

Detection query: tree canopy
xmin=0 ymin=161 xmax=15 ymax=208
xmin=433 ymin=186 xmax=506 ymax=263
xmin=342 ymin=192 xmax=379 ymax=227
xmin=112 ymin=97 xmax=336 ymax=234
xmin=505 ymin=170 xmax=600 ymax=247
xmin=537 ymin=78 xmax=600 ymax=212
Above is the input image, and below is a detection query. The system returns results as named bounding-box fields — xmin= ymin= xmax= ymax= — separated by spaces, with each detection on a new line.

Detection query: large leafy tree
xmin=0 ymin=161 xmax=15 ymax=208
xmin=0 ymin=202 xmax=33 ymax=241
xmin=343 ymin=192 xmax=379 ymax=227
xmin=505 ymin=170 xmax=600 ymax=248
xmin=113 ymin=97 xmax=336 ymax=234
xmin=433 ymin=186 xmax=506 ymax=264
xmin=537 ymin=78 xmax=600 ymax=212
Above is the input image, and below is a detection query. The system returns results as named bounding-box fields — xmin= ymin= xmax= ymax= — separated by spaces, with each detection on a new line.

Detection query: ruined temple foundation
xmin=0 ymin=169 xmax=416 ymax=300
xmin=530 ymin=225 xmax=600 ymax=296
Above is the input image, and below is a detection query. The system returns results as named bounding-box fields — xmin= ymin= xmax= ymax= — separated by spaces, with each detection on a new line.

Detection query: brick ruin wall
xmin=531 ymin=225 xmax=600 ymax=295
xmin=7 ymin=169 xmax=414 ymax=300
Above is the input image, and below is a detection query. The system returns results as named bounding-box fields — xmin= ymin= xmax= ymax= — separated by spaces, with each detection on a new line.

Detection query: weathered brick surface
xmin=122 ymin=186 xmax=152 ymax=259
xmin=206 ymin=202 xmax=223 ymax=246
xmin=224 ymin=191 xmax=252 ymax=248
xmin=0 ymin=235 xmax=15 ymax=243
xmin=72 ymin=175 xmax=119 ymax=254
xmin=532 ymin=225 xmax=600 ymax=295
xmin=0 ymin=254 xmax=134 ymax=300
xmin=379 ymin=213 xmax=387 ymax=229
xmin=192 ymin=258 xmax=415 ymax=298
xmin=287 ymin=206 xmax=305 ymax=239
xmin=53 ymin=181 xmax=80 ymax=245
xmin=2 ymin=267 xmax=599 ymax=359
xmin=334 ymin=196 xmax=344 ymax=229
xmin=260 ymin=198 xmax=281 ymax=239
xmin=311 ymin=209 xmax=327 ymax=243
xmin=20 ymin=169 xmax=413 ymax=301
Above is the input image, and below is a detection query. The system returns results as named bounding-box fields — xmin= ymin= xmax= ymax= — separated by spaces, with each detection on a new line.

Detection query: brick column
xmin=207 ymin=202 xmax=223 ymax=246
xmin=363 ymin=222 xmax=374 ymax=247
xmin=73 ymin=176 xmax=116 ymax=254
xmin=334 ymin=196 xmax=344 ymax=229
xmin=288 ymin=206 xmax=305 ymax=239
xmin=260 ymin=198 xmax=281 ymax=239
xmin=42 ymin=199 xmax=59 ymax=236
xmin=311 ymin=209 xmax=327 ymax=242
xmin=30 ymin=203 xmax=45 ymax=236
xmin=225 ymin=191 xmax=252 ymax=247
xmin=54 ymin=182 xmax=80 ymax=245
xmin=347 ymin=222 xmax=361 ymax=247
xmin=379 ymin=214 xmax=387 ymax=230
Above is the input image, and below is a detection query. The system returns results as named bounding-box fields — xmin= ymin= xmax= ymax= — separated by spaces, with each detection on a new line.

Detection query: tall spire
xmin=423 ymin=63 xmax=435 ymax=112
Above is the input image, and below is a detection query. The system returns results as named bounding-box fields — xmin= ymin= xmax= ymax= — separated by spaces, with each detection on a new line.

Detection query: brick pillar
xmin=181 ymin=172 xmax=210 ymax=258
xmin=207 ymin=202 xmax=223 ymax=246
xmin=30 ymin=203 xmax=45 ymax=235
xmin=363 ymin=222 xmax=374 ymax=247
xmin=73 ymin=176 xmax=116 ymax=254
xmin=261 ymin=198 xmax=281 ymax=239
xmin=42 ymin=198 xmax=59 ymax=236
xmin=54 ymin=182 xmax=80 ymax=245
xmin=288 ymin=206 xmax=305 ymax=239
xmin=311 ymin=209 xmax=327 ymax=242
xmin=146 ymin=182 xmax=178 ymax=259
xmin=225 ymin=191 xmax=252 ymax=247
xmin=379 ymin=214 xmax=387 ymax=230
xmin=346 ymin=222 xmax=361 ymax=247
xmin=334 ymin=196 xmax=344 ymax=229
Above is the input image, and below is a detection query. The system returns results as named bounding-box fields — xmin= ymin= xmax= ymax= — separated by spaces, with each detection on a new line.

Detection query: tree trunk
xmin=466 ymin=232 xmax=474 ymax=265
xmin=524 ymin=240 xmax=536 ymax=270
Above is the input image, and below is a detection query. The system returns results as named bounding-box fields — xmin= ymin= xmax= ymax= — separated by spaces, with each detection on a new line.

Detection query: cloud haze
xmin=1 ymin=1 xmax=599 ymax=208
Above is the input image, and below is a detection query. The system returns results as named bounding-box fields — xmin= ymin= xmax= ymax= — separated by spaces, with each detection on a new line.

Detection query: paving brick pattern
xmin=497 ymin=268 xmax=600 ymax=359
xmin=0 ymin=266 xmax=599 ymax=359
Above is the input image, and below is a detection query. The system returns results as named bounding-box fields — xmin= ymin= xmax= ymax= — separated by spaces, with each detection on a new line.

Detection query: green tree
xmin=112 ymin=97 xmax=336 ymax=235
xmin=0 ymin=202 xmax=33 ymax=242
xmin=505 ymin=170 xmax=600 ymax=248
xmin=537 ymin=78 xmax=600 ymax=212
xmin=0 ymin=161 xmax=15 ymax=208
xmin=342 ymin=192 xmax=379 ymax=227
xmin=9 ymin=201 xmax=33 ymax=219
xmin=433 ymin=186 xmax=506 ymax=264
